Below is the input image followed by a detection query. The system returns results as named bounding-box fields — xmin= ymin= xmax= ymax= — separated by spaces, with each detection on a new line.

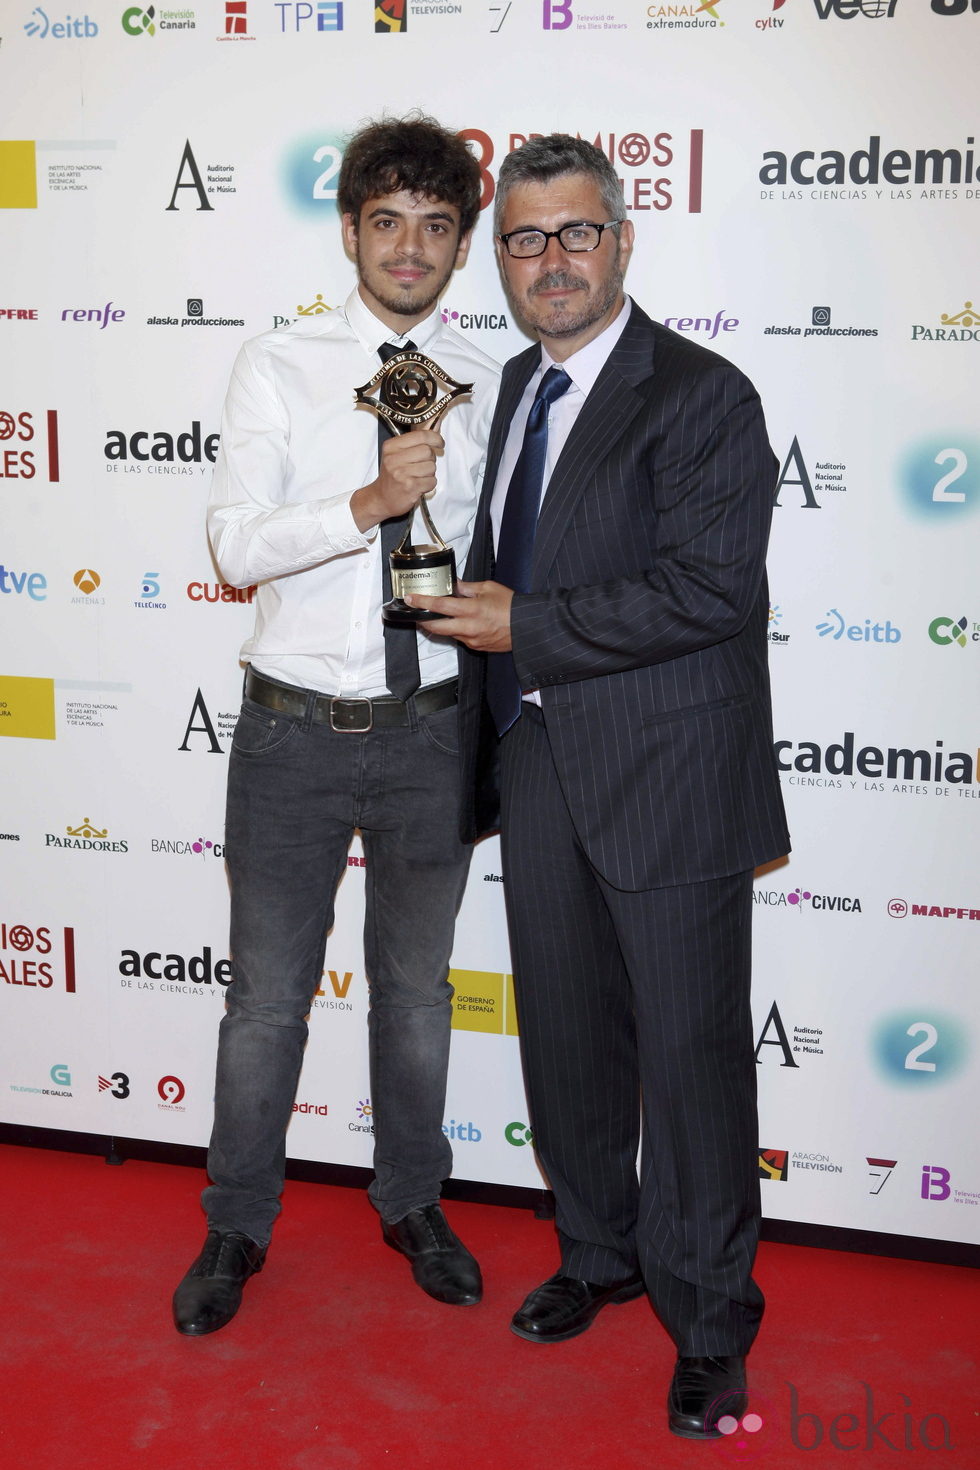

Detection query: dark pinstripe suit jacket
xmin=458 ymin=301 xmax=790 ymax=890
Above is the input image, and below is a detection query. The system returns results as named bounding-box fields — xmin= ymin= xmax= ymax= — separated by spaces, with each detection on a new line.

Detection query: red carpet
xmin=1 ymin=1144 xmax=976 ymax=1469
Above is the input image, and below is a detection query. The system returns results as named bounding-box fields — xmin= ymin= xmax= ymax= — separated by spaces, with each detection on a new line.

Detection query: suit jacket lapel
xmin=468 ymin=344 xmax=539 ymax=579
xmin=483 ymin=346 xmax=538 ymax=499
xmin=531 ymin=305 xmax=656 ymax=585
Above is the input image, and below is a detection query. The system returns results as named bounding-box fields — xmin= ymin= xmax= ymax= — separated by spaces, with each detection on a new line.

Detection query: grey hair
xmin=493 ymin=133 xmax=628 ymax=236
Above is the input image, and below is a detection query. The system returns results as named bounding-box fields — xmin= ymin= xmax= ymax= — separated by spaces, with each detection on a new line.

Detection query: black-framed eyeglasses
xmin=497 ymin=220 xmax=623 ymax=259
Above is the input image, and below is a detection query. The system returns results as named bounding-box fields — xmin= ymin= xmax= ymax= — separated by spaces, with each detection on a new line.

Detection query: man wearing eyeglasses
xmin=412 ymin=134 xmax=789 ymax=1438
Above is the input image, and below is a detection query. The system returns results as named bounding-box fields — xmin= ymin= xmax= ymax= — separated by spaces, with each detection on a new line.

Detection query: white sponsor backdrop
xmin=1 ymin=1 xmax=978 ymax=1251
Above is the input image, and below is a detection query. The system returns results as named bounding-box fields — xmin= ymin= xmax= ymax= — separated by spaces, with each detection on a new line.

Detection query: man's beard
xmin=355 ymin=244 xmax=449 ymax=319
xmin=514 ymin=264 xmax=624 ymax=339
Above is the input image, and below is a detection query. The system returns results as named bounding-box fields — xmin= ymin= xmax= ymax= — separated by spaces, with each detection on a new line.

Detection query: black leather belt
xmin=244 ymin=667 xmax=457 ymax=733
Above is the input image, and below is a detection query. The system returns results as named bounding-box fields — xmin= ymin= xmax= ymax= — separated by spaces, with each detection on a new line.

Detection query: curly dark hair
xmin=338 ymin=113 xmax=481 ymax=238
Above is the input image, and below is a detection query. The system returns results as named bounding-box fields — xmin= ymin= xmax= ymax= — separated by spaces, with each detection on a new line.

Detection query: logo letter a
xmin=755 ymin=1000 xmax=800 ymax=1067
xmin=773 ymin=435 xmax=820 ymax=509
xmin=178 ymin=687 xmax=222 ymax=752
xmin=165 ymin=140 xmax=214 ymax=212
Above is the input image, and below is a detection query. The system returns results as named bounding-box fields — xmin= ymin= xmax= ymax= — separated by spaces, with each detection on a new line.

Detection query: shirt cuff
xmin=318 ymin=493 xmax=376 ymax=550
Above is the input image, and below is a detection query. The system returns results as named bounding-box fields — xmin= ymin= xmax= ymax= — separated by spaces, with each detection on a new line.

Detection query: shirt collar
xmin=539 ymin=294 xmax=633 ymax=397
xmin=345 ymin=286 xmax=443 ymax=358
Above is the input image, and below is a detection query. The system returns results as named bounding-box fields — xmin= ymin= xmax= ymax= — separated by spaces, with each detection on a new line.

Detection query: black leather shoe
xmin=382 ymin=1204 xmax=482 ymax=1305
xmin=172 ymin=1230 xmax=266 ymax=1337
xmin=668 ymin=1355 xmax=748 ymax=1439
xmin=510 ymin=1271 xmax=646 ymax=1343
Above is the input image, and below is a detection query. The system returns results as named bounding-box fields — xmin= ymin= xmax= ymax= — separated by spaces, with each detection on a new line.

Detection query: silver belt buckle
xmin=329 ymin=696 xmax=373 ymax=733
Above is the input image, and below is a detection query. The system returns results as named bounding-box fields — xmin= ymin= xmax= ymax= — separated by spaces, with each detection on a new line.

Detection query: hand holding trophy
xmin=355 ymin=350 xmax=472 ymax=625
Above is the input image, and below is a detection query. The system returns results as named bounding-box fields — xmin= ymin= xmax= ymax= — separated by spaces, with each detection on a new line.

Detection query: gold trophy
xmin=355 ymin=350 xmax=472 ymax=625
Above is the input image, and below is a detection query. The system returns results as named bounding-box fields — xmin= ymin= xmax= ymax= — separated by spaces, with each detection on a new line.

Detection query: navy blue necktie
xmin=486 ymin=365 xmax=572 ymax=735
xmin=377 ymin=340 xmax=421 ymax=701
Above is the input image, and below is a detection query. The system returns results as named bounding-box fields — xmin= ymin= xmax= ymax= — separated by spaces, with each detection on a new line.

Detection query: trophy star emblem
xmin=355 ymin=350 xmax=473 ymax=434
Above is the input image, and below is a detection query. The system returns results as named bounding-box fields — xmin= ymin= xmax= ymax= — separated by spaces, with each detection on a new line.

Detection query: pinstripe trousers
xmin=500 ymin=704 xmax=765 ymax=1357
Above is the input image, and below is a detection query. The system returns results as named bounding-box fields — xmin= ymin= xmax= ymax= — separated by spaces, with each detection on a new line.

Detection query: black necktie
xmin=377 ymin=340 xmax=421 ymax=701
xmin=486 ymin=366 xmax=572 ymax=735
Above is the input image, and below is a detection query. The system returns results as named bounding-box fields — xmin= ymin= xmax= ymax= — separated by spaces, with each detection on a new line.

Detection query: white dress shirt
xmin=490 ymin=294 xmax=632 ymax=702
xmin=208 ymin=287 xmax=501 ymax=697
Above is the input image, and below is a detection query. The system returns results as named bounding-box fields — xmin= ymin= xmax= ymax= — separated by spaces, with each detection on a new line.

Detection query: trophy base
xmin=384 ymin=545 xmax=456 ymax=624
xmin=382 ymin=595 xmax=451 ymax=626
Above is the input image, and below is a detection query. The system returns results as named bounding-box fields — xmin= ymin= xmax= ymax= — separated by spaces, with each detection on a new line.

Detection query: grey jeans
xmin=202 ymin=680 xmax=471 ymax=1246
